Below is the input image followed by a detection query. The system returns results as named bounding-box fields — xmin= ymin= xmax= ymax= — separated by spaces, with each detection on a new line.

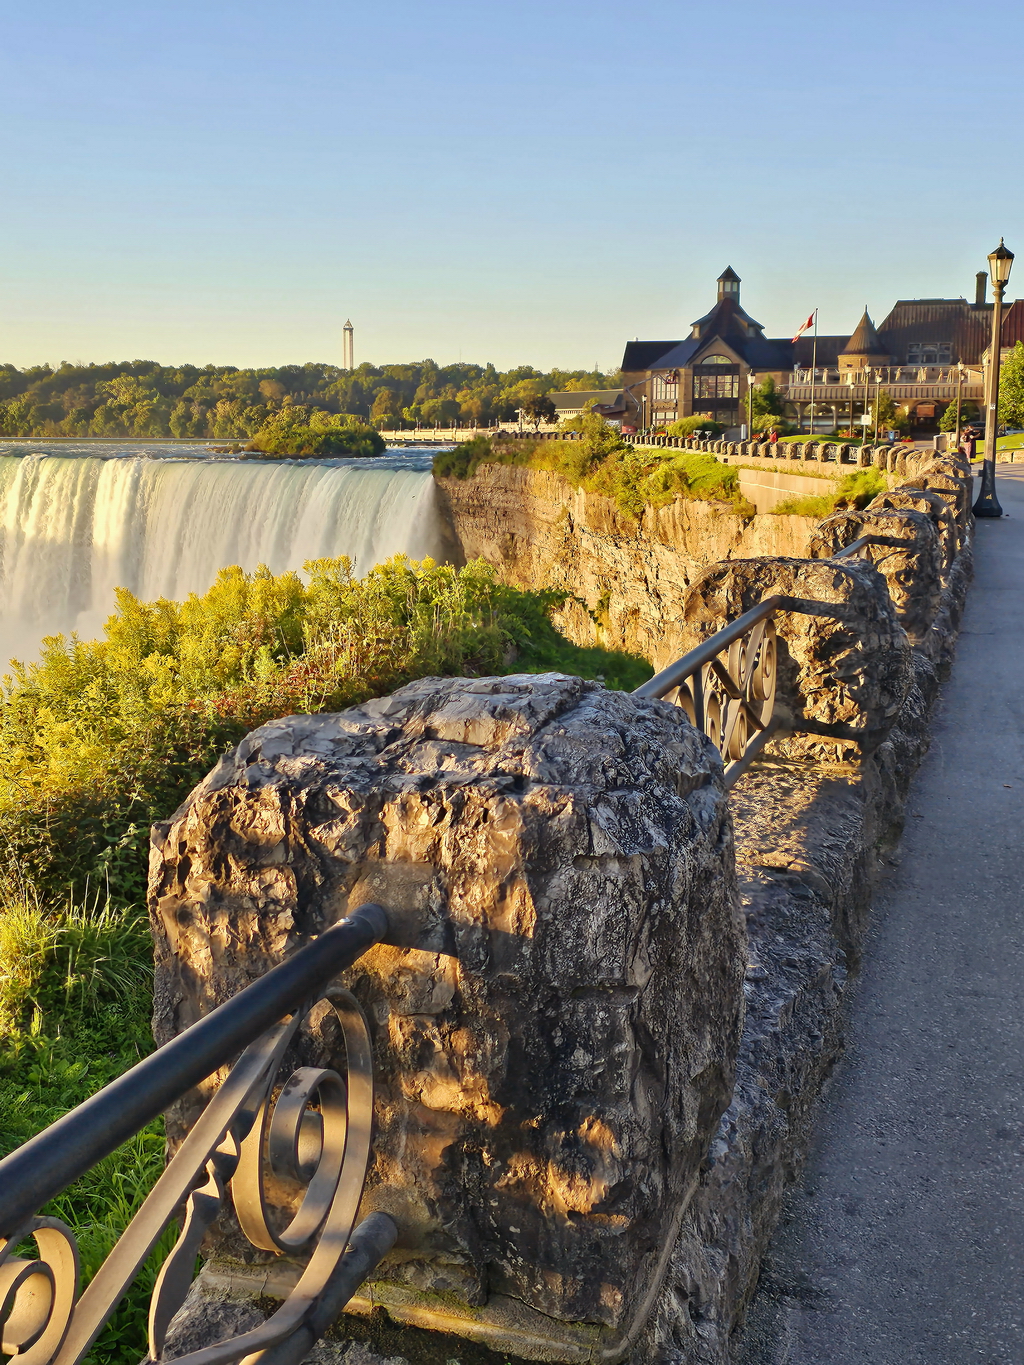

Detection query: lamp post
xmin=954 ymin=360 xmax=965 ymax=451
xmin=974 ymin=238 xmax=1014 ymax=517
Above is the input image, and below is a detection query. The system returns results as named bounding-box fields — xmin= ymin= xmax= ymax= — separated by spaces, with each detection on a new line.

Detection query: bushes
xmin=770 ymin=467 xmax=886 ymax=517
xmin=433 ymin=417 xmax=755 ymax=519
xmin=665 ymin=415 xmax=723 ymax=438
xmin=0 ymin=556 xmax=650 ymax=904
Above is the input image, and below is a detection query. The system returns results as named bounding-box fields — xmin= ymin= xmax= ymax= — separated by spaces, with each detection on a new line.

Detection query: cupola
xmin=717 ymin=267 xmax=740 ymax=302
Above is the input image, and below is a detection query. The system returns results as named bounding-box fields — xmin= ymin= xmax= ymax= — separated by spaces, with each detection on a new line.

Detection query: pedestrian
xmin=769 ymin=427 xmax=778 ymax=444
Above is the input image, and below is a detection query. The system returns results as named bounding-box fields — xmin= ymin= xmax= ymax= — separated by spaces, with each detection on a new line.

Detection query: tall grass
xmin=0 ymin=887 xmax=165 ymax=1365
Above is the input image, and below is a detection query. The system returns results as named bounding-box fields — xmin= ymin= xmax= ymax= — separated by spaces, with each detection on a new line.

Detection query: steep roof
xmin=718 ymin=266 xmax=740 ymax=283
xmin=877 ymin=298 xmax=992 ymax=365
xmin=621 ymin=340 xmax=680 ymax=372
xmin=842 ymin=309 xmax=889 ymax=356
xmin=549 ymin=389 xmax=622 ymax=408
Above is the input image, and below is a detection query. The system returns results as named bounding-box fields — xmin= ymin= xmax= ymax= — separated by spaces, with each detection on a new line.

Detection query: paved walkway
xmin=740 ymin=466 xmax=1024 ymax=1365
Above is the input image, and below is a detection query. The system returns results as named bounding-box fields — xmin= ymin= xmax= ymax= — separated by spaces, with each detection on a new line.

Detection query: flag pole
xmin=808 ymin=310 xmax=818 ymax=436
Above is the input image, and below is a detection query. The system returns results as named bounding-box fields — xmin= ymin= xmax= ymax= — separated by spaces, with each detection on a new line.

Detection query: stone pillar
xmin=149 ymin=674 xmax=744 ymax=1363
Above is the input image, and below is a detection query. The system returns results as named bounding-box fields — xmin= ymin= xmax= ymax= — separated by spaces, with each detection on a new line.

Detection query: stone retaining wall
xmin=152 ymin=453 xmax=974 ymax=1364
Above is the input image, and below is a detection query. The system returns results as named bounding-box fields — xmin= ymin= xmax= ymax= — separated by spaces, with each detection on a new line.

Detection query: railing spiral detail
xmin=0 ymin=905 xmax=395 ymax=1365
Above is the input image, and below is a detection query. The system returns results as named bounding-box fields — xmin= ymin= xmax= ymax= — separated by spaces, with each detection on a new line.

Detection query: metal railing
xmin=631 ymin=536 xmax=883 ymax=787
xmin=0 ymin=903 xmax=396 ymax=1365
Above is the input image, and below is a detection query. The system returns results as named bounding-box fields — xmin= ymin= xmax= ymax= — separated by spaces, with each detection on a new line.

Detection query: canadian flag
xmin=792 ymin=310 xmax=816 ymax=344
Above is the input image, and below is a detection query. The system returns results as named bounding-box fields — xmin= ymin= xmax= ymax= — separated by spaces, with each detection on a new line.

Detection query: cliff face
xmin=434 ymin=465 xmax=815 ymax=669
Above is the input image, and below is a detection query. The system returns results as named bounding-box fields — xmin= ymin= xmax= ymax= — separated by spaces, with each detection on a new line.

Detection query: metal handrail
xmin=0 ymin=904 xmax=386 ymax=1234
xmin=0 ymin=902 xmax=395 ymax=1365
xmin=631 ymin=535 xmax=897 ymax=785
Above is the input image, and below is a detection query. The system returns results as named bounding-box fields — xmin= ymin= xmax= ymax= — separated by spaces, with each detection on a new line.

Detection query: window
xmin=651 ymin=373 xmax=678 ymax=401
xmin=907 ymin=342 xmax=952 ymax=365
xmin=699 ymin=353 xmax=733 ymax=364
xmin=693 ymin=373 xmax=740 ymax=400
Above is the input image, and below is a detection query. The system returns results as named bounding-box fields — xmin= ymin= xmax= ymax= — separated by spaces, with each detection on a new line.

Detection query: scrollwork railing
xmin=634 ymin=598 xmax=782 ymax=788
xmin=631 ymin=539 xmax=888 ymax=786
xmin=0 ymin=903 xmax=396 ymax=1365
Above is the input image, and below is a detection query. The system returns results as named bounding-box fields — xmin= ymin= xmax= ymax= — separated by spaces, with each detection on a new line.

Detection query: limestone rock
xmin=677 ymin=557 xmax=912 ymax=759
xmin=807 ymin=508 xmax=941 ymax=646
xmin=149 ymin=673 xmax=743 ymax=1358
xmin=434 ymin=465 xmax=816 ymax=672
xmin=868 ymin=488 xmax=958 ymax=577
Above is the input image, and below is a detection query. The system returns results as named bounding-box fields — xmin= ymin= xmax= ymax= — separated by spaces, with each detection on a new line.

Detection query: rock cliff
xmin=434 ymin=466 xmax=815 ymax=670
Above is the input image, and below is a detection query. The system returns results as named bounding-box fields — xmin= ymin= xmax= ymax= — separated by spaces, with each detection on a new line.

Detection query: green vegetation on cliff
xmin=0 ymin=555 xmax=649 ymax=1364
xmin=0 ymin=358 xmax=618 ymax=440
xmin=769 ymin=467 xmax=887 ymax=517
xmin=435 ymin=415 xmax=755 ymax=518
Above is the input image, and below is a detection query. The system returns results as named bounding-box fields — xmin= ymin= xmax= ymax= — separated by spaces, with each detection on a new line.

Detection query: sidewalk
xmin=739 ymin=466 xmax=1024 ymax=1364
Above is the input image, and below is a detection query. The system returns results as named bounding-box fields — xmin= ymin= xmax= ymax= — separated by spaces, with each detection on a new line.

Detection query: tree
xmin=999 ymin=341 xmax=1024 ymax=429
xmin=521 ymin=395 xmax=556 ymax=428
xmin=370 ymin=387 xmax=403 ymax=428
xmin=870 ymin=388 xmax=909 ymax=435
xmin=750 ymin=375 xmax=784 ymax=420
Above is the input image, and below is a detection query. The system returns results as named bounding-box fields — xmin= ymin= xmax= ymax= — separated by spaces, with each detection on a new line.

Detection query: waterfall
xmin=0 ymin=449 xmax=445 ymax=666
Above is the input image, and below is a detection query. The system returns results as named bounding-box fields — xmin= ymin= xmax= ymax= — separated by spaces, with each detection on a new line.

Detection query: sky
xmin=1 ymin=0 xmax=1022 ymax=373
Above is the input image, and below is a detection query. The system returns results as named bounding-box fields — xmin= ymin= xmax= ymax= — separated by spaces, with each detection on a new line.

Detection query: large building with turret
xmin=617 ymin=268 xmax=1024 ymax=433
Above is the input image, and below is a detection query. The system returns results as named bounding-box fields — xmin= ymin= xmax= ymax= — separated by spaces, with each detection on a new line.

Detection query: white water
xmin=0 ymin=443 xmax=445 ymax=665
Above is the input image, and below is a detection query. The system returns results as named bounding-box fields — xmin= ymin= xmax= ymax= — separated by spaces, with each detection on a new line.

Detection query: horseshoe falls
xmin=0 ymin=447 xmax=445 ymax=666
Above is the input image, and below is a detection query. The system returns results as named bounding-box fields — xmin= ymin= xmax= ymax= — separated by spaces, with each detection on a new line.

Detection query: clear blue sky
xmin=2 ymin=0 xmax=1020 ymax=372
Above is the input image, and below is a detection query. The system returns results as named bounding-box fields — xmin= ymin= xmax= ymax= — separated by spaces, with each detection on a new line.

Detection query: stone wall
xmin=152 ymin=453 xmax=974 ymax=1364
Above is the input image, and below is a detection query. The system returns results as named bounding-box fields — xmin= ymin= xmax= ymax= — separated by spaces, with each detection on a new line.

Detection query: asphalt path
xmin=739 ymin=465 xmax=1024 ymax=1364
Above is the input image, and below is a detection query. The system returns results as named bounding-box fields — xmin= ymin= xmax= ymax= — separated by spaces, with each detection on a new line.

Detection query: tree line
xmin=0 ymin=359 xmax=618 ymax=439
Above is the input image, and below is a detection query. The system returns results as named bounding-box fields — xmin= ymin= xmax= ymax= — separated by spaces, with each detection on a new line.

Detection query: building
xmin=342 ymin=320 xmax=354 ymax=372
xmin=621 ymin=268 xmax=1018 ymax=434
xmin=548 ymin=389 xmax=624 ymax=423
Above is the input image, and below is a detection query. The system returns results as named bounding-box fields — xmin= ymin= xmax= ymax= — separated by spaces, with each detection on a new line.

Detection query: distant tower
xmin=342 ymin=319 xmax=354 ymax=372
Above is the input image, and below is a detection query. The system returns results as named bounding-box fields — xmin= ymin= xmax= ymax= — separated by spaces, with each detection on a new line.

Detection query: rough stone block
xmin=808 ymin=508 xmax=942 ymax=647
xmin=679 ymin=557 xmax=912 ymax=759
xmin=149 ymin=673 xmax=743 ymax=1361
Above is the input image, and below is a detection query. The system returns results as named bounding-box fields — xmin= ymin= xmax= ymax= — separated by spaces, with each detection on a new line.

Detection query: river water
xmin=0 ymin=441 xmax=445 ymax=667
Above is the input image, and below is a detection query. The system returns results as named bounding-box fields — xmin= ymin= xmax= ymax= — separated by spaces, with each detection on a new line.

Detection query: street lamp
xmin=974 ymin=237 xmax=1014 ymax=517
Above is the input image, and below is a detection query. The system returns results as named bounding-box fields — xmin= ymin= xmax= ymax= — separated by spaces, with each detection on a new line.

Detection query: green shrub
xmin=0 ymin=556 xmax=650 ymax=904
xmin=665 ymin=415 xmax=724 ymax=438
xmin=770 ymin=467 xmax=886 ymax=517
xmin=434 ymin=419 xmax=755 ymax=520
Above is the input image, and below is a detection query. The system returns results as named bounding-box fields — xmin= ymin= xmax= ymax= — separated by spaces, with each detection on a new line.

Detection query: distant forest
xmin=0 ymin=359 xmax=619 ymax=438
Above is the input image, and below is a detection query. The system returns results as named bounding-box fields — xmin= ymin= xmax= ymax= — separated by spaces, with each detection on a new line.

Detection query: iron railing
xmin=631 ymin=536 xmax=890 ymax=786
xmin=0 ymin=902 xmax=396 ymax=1365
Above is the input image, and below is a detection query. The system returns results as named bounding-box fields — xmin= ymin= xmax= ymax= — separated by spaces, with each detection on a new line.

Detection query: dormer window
xmin=907 ymin=343 xmax=951 ymax=364
xmin=722 ymin=280 xmax=738 ymax=294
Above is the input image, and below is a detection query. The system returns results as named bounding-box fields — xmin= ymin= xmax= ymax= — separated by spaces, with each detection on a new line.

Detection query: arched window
xmin=699 ymin=353 xmax=733 ymax=364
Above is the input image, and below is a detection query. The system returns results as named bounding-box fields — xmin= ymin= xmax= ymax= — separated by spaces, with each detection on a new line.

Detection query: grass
xmin=435 ymin=422 xmax=756 ymax=519
xmin=0 ymin=887 xmax=170 ymax=1365
xmin=769 ymin=468 xmax=886 ymax=517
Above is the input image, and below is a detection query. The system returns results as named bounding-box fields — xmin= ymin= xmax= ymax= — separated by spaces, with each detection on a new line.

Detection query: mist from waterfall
xmin=0 ymin=445 xmax=446 ymax=667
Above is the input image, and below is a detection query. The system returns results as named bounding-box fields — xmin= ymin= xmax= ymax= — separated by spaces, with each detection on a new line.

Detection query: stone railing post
xmin=150 ymin=674 xmax=743 ymax=1362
